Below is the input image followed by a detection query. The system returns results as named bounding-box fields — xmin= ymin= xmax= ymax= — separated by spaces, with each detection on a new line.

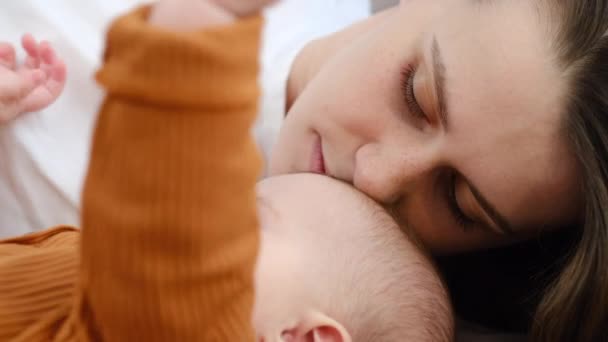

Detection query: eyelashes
xmin=401 ymin=64 xmax=428 ymax=121
xmin=446 ymin=171 xmax=476 ymax=232
xmin=401 ymin=64 xmax=476 ymax=232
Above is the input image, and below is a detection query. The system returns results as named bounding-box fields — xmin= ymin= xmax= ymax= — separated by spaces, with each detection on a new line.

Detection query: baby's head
xmin=254 ymin=174 xmax=453 ymax=341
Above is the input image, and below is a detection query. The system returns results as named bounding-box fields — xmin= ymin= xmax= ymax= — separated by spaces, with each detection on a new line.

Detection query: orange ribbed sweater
xmin=0 ymin=6 xmax=261 ymax=341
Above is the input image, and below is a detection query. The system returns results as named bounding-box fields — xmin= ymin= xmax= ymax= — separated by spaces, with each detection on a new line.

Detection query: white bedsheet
xmin=0 ymin=0 xmax=370 ymax=237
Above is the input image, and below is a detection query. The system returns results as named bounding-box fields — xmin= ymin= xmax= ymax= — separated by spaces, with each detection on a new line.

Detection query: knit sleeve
xmin=0 ymin=227 xmax=79 ymax=342
xmin=61 ymin=6 xmax=262 ymax=341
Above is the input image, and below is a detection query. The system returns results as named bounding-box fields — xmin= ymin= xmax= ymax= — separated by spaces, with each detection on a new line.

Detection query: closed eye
xmin=446 ymin=171 xmax=476 ymax=232
xmin=401 ymin=64 xmax=428 ymax=122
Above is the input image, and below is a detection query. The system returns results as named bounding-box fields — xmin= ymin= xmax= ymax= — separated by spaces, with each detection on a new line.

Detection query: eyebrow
xmin=431 ymin=36 xmax=449 ymax=129
xmin=467 ymin=181 xmax=516 ymax=236
xmin=430 ymin=37 xmax=515 ymax=236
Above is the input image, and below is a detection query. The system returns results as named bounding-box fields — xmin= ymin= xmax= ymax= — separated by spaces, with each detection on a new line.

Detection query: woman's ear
xmin=281 ymin=311 xmax=351 ymax=342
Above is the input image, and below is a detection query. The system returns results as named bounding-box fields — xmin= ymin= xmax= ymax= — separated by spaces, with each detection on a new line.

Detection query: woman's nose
xmin=352 ymin=142 xmax=437 ymax=204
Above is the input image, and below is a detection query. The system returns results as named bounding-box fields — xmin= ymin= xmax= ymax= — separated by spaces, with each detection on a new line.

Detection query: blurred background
xmin=0 ymin=0 xmax=376 ymax=237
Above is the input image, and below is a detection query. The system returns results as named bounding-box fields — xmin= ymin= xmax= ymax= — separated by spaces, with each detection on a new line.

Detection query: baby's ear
xmin=282 ymin=312 xmax=351 ymax=342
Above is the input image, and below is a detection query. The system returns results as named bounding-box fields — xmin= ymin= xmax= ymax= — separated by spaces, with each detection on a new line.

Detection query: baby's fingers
xmin=16 ymin=69 xmax=44 ymax=97
xmin=0 ymin=43 xmax=16 ymax=70
xmin=214 ymin=0 xmax=277 ymax=17
xmin=22 ymin=34 xmax=40 ymax=68
xmin=39 ymin=41 xmax=55 ymax=65
xmin=38 ymin=41 xmax=67 ymax=92
xmin=0 ymin=69 xmax=44 ymax=123
xmin=0 ymin=68 xmax=44 ymax=102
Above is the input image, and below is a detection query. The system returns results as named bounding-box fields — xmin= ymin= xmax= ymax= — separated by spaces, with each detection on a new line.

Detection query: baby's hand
xmin=150 ymin=0 xmax=277 ymax=31
xmin=0 ymin=34 xmax=66 ymax=123
xmin=211 ymin=0 xmax=277 ymax=17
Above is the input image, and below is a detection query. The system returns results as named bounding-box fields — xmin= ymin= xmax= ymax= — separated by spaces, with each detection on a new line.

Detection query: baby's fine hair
xmin=312 ymin=189 xmax=454 ymax=342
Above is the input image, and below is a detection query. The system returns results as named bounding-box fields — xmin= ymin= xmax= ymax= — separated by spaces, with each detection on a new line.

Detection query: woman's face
xmin=270 ymin=0 xmax=581 ymax=254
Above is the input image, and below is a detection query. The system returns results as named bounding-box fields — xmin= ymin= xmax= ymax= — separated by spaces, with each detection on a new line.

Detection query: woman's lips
xmin=310 ymin=134 xmax=326 ymax=174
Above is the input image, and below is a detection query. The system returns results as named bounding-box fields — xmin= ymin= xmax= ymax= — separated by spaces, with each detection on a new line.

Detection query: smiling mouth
xmin=310 ymin=133 xmax=326 ymax=175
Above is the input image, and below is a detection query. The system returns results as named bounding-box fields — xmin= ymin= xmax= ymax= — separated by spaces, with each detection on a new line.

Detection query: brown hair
xmin=534 ymin=0 xmax=608 ymax=340
xmin=438 ymin=1 xmax=608 ymax=341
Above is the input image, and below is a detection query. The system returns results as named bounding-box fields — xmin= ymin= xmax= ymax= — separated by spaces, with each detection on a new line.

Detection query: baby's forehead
xmin=258 ymin=174 xmax=384 ymax=217
xmin=258 ymin=174 xmax=398 ymax=237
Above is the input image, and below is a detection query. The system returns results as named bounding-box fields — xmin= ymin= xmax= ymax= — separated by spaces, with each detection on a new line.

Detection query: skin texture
xmin=0 ymin=34 xmax=66 ymax=123
xmin=271 ymin=0 xmax=582 ymax=254
xmin=254 ymin=174 xmax=452 ymax=342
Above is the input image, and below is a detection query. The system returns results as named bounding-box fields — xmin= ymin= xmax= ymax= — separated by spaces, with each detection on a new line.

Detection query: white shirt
xmin=0 ymin=0 xmax=370 ymax=237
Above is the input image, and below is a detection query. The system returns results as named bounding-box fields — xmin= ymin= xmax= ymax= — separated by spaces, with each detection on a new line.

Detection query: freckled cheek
xmin=313 ymin=91 xmax=383 ymax=141
xmin=309 ymin=59 xmax=406 ymax=147
xmin=339 ymin=114 xmax=386 ymax=142
xmin=333 ymin=88 xmax=401 ymax=142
